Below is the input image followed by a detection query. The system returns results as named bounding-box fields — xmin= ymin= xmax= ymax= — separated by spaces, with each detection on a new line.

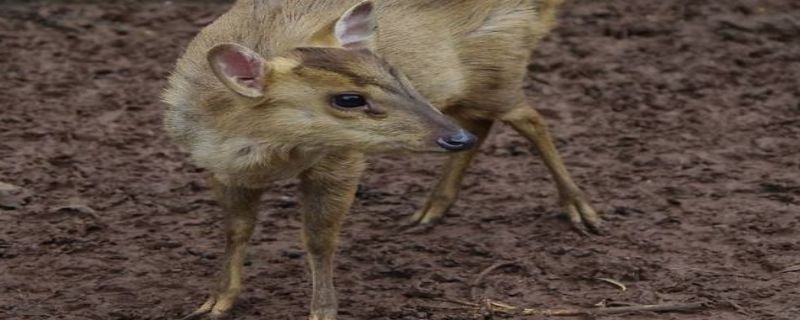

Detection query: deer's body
xmin=166 ymin=0 xmax=559 ymax=183
xmin=164 ymin=1 xmax=597 ymax=319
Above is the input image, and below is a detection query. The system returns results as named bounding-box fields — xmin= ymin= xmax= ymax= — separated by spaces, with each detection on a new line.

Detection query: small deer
xmin=163 ymin=0 xmax=599 ymax=319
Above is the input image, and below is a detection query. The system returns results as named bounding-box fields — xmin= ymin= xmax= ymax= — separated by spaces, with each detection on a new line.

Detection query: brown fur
xmin=163 ymin=1 xmax=597 ymax=319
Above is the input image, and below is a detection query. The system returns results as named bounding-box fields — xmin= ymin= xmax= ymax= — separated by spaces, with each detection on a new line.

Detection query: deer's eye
xmin=332 ymin=94 xmax=367 ymax=109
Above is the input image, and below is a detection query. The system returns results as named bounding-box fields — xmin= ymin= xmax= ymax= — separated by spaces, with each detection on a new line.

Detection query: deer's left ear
xmin=334 ymin=1 xmax=378 ymax=51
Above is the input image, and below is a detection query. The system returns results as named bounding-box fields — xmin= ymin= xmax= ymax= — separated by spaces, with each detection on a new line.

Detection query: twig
xmin=778 ymin=264 xmax=800 ymax=274
xmin=718 ymin=298 xmax=750 ymax=316
xmin=671 ymin=267 xmax=767 ymax=281
xmin=419 ymin=304 xmax=473 ymax=312
xmin=508 ymin=301 xmax=708 ymax=316
xmin=436 ymin=297 xmax=478 ymax=308
xmin=484 ymin=298 xmax=496 ymax=319
xmin=470 ymin=261 xmax=519 ymax=299
xmin=595 ymin=278 xmax=627 ymax=291
xmin=438 ymin=297 xmax=709 ymax=317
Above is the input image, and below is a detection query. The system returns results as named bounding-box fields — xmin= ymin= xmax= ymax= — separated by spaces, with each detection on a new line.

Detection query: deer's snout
xmin=436 ymin=129 xmax=477 ymax=152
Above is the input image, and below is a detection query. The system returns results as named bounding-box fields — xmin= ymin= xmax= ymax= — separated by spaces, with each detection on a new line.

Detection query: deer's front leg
xmin=298 ymin=152 xmax=365 ymax=320
xmin=185 ymin=178 xmax=263 ymax=320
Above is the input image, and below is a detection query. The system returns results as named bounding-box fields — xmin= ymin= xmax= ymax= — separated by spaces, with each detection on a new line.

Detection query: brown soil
xmin=1 ymin=1 xmax=799 ymax=319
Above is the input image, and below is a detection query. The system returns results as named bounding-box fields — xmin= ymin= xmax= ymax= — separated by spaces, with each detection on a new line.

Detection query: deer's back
xmin=170 ymin=0 xmax=551 ymax=124
xmin=377 ymin=0 xmax=545 ymax=115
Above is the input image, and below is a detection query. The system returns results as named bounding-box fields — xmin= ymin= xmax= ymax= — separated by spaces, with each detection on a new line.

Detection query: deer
xmin=162 ymin=0 xmax=599 ymax=319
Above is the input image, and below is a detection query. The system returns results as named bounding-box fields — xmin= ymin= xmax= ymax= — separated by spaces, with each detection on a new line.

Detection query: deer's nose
xmin=436 ymin=130 xmax=477 ymax=152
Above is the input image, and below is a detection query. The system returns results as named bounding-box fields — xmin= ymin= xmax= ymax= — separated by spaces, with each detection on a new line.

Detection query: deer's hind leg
xmin=501 ymin=105 xmax=601 ymax=234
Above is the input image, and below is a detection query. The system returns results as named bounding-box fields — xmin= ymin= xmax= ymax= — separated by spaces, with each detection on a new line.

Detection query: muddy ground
xmin=1 ymin=0 xmax=799 ymax=319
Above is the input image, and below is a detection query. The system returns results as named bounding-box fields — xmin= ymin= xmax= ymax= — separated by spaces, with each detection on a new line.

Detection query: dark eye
xmin=332 ymin=94 xmax=368 ymax=109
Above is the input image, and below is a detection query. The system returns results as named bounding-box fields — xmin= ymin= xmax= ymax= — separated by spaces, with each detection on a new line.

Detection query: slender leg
xmin=184 ymin=178 xmax=263 ymax=319
xmin=501 ymin=106 xmax=602 ymax=233
xmin=298 ymin=152 xmax=365 ymax=320
xmin=410 ymin=118 xmax=493 ymax=224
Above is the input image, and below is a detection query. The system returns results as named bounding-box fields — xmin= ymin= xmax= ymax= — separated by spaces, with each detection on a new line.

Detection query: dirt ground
xmin=1 ymin=0 xmax=799 ymax=319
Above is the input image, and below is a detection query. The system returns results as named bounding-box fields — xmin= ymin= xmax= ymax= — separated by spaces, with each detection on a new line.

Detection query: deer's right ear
xmin=207 ymin=43 xmax=270 ymax=98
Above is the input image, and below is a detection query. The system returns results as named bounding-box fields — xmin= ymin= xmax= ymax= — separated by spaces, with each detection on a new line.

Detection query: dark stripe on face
xmin=292 ymin=47 xmax=407 ymax=97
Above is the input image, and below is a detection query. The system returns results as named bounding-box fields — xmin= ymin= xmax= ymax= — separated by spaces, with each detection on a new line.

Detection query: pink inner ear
xmin=216 ymin=47 xmax=263 ymax=88
xmin=337 ymin=2 xmax=376 ymax=48
xmin=347 ymin=2 xmax=374 ymax=24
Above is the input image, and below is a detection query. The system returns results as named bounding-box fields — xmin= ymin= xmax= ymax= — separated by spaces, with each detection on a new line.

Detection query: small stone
xmin=50 ymin=198 xmax=97 ymax=215
xmin=0 ymin=182 xmax=30 ymax=210
xmin=282 ymin=249 xmax=304 ymax=259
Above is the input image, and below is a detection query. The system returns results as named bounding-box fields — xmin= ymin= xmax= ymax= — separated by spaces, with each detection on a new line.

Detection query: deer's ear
xmin=207 ymin=43 xmax=270 ymax=98
xmin=334 ymin=1 xmax=378 ymax=50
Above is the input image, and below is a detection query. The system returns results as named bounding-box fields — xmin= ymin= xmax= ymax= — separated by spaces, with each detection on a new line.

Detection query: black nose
xmin=436 ymin=130 xmax=477 ymax=151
